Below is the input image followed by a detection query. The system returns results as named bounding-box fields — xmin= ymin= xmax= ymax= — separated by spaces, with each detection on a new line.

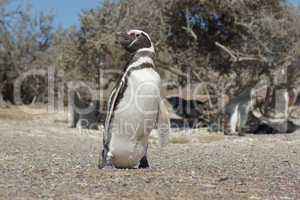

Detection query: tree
xmin=57 ymin=0 xmax=300 ymax=121
xmin=163 ymin=0 xmax=300 ymax=119
xmin=0 ymin=1 xmax=55 ymax=106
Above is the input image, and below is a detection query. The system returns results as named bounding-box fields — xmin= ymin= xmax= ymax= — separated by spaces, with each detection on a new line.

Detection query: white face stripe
xmin=127 ymin=29 xmax=155 ymax=53
xmin=127 ymin=30 xmax=151 ymax=41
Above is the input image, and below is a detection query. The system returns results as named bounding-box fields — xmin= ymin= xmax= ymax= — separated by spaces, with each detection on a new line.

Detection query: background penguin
xmin=223 ymin=88 xmax=256 ymax=136
xmin=99 ymin=30 xmax=168 ymax=169
xmin=246 ymin=111 xmax=300 ymax=134
xmin=68 ymin=90 xmax=101 ymax=130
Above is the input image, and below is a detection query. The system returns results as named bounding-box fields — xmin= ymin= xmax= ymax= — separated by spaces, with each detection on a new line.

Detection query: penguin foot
xmin=138 ymin=156 xmax=150 ymax=169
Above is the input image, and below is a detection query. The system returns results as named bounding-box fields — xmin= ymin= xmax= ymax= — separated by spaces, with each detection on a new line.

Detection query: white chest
xmin=109 ymin=68 xmax=161 ymax=168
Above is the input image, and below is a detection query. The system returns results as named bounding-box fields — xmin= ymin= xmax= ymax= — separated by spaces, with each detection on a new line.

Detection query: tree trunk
xmin=0 ymin=91 xmax=8 ymax=108
xmin=68 ymin=90 xmax=77 ymax=128
xmin=259 ymin=66 xmax=290 ymax=133
xmin=264 ymin=66 xmax=289 ymax=119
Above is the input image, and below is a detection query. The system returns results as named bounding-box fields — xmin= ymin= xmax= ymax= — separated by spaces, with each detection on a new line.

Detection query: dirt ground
xmin=0 ymin=107 xmax=300 ymax=200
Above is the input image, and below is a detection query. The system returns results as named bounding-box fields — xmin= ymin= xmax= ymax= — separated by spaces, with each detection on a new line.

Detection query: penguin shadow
xmin=99 ymin=164 xmax=157 ymax=171
xmin=98 ymin=154 xmax=158 ymax=171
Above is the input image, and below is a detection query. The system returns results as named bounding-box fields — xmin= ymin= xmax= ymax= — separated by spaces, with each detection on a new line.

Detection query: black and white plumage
xmin=223 ymin=88 xmax=256 ymax=135
xmin=99 ymin=30 xmax=167 ymax=169
xmin=246 ymin=110 xmax=300 ymax=134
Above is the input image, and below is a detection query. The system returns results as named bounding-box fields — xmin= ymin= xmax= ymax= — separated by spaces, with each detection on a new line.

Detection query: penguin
xmin=223 ymin=88 xmax=256 ymax=136
xmin=247 ymin=110 xmax=300 ymax=134
xmin=99 ymin=30 xmax=165 ymax=169
xmin=68 ymin=90 xmax=100 ymax=130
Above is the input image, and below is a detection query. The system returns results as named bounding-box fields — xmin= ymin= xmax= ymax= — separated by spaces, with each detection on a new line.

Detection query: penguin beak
xmin=115 ymin=32 xmax=134 ymax=48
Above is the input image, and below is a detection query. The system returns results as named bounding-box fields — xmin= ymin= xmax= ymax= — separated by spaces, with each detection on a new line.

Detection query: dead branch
xmin=215 ymin=41 xmax=267 ymax=63
xmin=215 ymin=42 xmax=238 ymax=62
xmin=158 ymin=61 xmax=189 ymax=79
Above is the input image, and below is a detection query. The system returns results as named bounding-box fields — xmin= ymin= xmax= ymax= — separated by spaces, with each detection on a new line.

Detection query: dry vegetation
xmin=1 ymin=0 xmax=300 ymax=113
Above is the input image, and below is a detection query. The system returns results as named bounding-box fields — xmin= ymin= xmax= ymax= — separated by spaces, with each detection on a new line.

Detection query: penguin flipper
xmin=103 ymin=82 xmax=125 ymax=144
xmin=100 ymin=83 xmax=124 ymax=170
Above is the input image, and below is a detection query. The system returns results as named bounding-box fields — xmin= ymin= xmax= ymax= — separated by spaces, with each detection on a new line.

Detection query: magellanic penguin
xmin=99 ymin=30 xmax=169 ymax=169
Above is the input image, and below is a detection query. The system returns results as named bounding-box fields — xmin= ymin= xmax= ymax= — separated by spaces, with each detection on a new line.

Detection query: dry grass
xmin=169 ymin=130 xmax=225 ymax=144
xmin=169 ymin=136 xmax=191 ymax=144
xmin=0 ymin=108 xmax=33 ymax=121
xmin=197 ymin=133 xmax=225 ymax=144
xmin=0 ymin=105 xmax=48 ymax=121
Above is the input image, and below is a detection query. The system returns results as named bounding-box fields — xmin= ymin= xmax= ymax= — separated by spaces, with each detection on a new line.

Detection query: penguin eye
xmin=136 ymin=34 xmax=141 ymax=37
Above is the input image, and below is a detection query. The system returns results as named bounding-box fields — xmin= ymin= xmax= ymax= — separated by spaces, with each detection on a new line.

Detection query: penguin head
xmin=116 ymin=30 xmax=154 ymax=53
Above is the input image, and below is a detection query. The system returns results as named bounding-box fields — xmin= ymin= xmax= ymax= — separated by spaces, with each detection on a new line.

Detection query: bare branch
xmin=158 ymin=61 xmax=189 ymax=79
xmin=215 ymin=41 xmax=238 ymax=62
xmin=215 ymin=41 xmax=268 ymax=63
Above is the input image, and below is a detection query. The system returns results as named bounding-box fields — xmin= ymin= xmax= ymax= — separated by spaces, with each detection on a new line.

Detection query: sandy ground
xmin=0 ymin=107 xmax=300 ymax=200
